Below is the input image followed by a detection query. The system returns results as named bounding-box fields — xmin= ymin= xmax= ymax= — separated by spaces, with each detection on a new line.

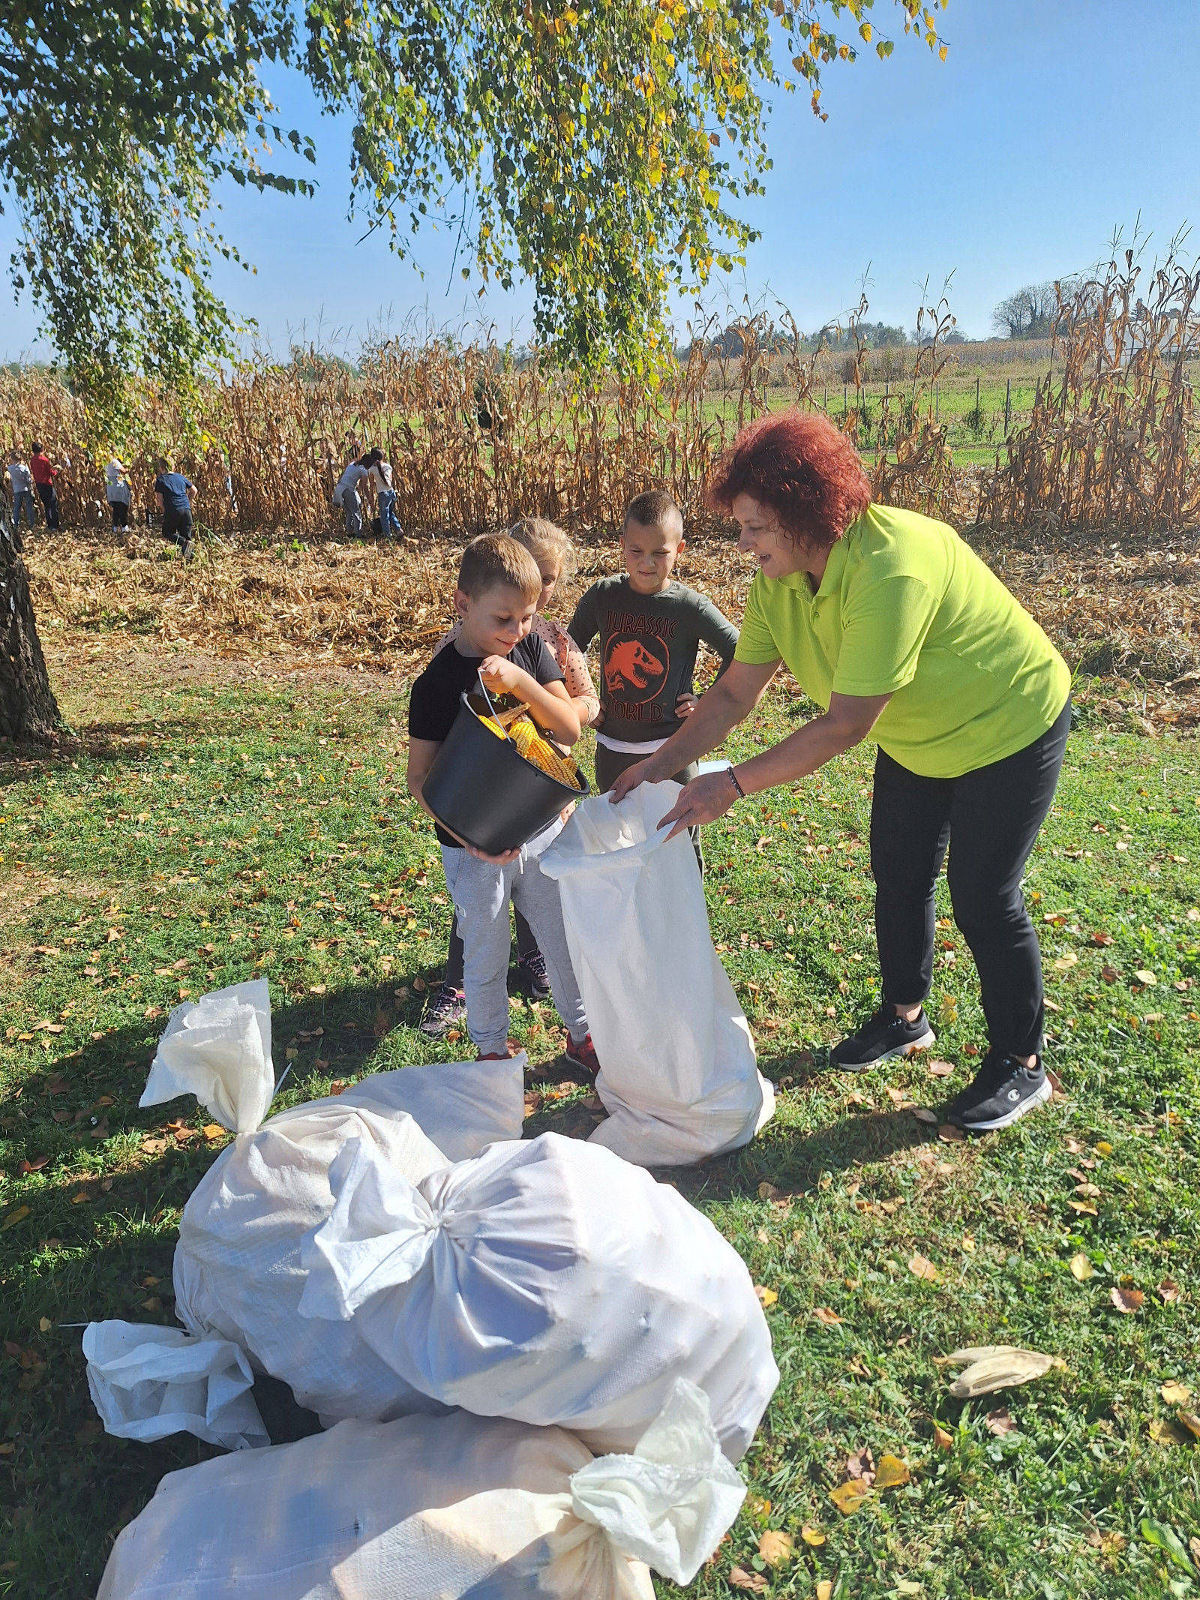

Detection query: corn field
xmin=2 ymin=247 xmax=1197 ymax=542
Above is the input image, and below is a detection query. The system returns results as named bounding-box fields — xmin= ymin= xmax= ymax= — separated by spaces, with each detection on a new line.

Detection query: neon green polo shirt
xmin=734 ymin=503 xmax=1070 ymax=778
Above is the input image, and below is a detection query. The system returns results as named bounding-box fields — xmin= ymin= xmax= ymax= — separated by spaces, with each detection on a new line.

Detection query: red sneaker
xmin=477 ymin=1041 xmax=518 ymax=1061
xmin=563 ymin=1032 xmax=600 ymax=1079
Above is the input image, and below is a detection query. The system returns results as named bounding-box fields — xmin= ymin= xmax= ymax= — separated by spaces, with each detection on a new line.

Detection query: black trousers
xmin=870 ymin=698 xmax=1071 ymax=1059
xmin=37 ymin=483 xmax=60 ymax=530
xmin=162 ymin=510 xmax=192 ymax=552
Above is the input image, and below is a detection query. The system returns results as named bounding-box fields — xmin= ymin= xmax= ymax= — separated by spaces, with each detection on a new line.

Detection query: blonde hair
xmin=509 ymin=516 xmax=577 ymax=582
xmin=457 ymin=533 xmax=542 ymax=603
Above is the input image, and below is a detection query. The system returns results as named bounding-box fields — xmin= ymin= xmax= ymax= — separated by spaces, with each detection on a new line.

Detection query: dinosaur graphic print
xmin=603 ymin=636 xmax=667 ymax=696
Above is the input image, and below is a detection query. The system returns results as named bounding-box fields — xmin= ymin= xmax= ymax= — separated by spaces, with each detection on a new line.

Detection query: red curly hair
xmin=706 ymin=410 xmax=872 ymax=552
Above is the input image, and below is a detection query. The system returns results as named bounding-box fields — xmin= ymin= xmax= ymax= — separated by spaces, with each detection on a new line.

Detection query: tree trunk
xmin=0 ymin=524 xmax=62 ymax=742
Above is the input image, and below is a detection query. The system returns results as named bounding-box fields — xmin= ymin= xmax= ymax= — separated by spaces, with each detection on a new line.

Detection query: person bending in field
xmin=406 ymin=533 xmax=598 ymax=1077
xmin=420 ymin=517 xmax=601 ymax=1039
xmin=153 ymin=457 xmax=196 ymax=559
xmin=568 ymin=488 xmax=739 ymax=872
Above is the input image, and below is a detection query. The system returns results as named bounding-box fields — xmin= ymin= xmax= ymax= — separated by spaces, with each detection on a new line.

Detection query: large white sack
xmin=96 ymin=1381 xmax=745 ymax=1600
xmin=299 ymin=1130 xmax=778 ymax=1461
xmin=540 ymin=782 xmax=775 ymax=1166
xmin=82 ymin=1321 xmax=268 ymax=1451
xmin=146 ymin=982 xmax=528 ymax=1423
xmin=174 ymin=1054 xmax=527 ymax=1424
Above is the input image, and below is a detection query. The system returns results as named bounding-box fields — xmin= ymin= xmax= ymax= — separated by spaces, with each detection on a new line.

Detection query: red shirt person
xmin=29 ymin=443 xmax=61 ymax=531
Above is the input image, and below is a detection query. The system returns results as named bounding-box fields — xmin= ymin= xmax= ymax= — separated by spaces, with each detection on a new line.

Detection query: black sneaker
xmin=830 ymin=1004 xmax=936 ymax=1072
xmin=419 ymin=983 xmax=466 ymax=1038
xmin=516 ymin=949 xmax=552 ymax=1002
xmin=943 ymin=1051 xmax=1052 ymax=1132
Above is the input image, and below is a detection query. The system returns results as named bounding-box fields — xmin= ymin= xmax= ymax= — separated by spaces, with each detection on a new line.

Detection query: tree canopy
xmin=1 ymin=0 xmax=947 ymax=417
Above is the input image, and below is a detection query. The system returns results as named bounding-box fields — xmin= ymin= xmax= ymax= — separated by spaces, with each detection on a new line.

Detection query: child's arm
xmin=566 ymin=584 xmax=599 ymax=653
xmin=696 ymin=595 xmax=741 ymax=674
xmin=480 ymin=656 xmax=581 ymax=745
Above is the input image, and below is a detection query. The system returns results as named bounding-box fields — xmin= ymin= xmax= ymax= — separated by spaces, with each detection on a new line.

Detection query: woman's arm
xmin=655 ymin=690 xmax=891 ymax=841
xmin=609 ymin=659 xmax=779 ymax=799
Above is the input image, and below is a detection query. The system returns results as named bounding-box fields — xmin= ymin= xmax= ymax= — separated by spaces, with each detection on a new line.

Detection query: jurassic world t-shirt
xmin=568 ymin=576 xmax=739 ymax=745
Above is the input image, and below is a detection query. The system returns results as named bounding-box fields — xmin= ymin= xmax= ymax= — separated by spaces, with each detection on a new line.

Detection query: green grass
xmin=1 ymin=661 xmax=1198 ymax=1599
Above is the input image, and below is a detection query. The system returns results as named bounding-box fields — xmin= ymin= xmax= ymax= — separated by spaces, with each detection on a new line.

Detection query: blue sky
xmin=3 ymin=0 xmax=1197 ymax=360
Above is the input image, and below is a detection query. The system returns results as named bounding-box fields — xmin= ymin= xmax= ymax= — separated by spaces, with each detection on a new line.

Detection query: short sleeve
xmin=831 ymin=573 xmax=940 ymax=696
xmin=567 ymin=584 xmax=599 ymax=651
xmin=407 ymin=669 xmax=449 ymax=742
xmin=525 ymin=632 xmax=565 ymax=687
xmin=733 ymin=576 xmax=783 ymax=666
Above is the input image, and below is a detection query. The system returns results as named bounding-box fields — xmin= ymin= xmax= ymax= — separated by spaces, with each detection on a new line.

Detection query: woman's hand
xmin=608 ymin=755 xmax=661 ymax=804
xmin=655 ymin=770 xmax=738 ymax=841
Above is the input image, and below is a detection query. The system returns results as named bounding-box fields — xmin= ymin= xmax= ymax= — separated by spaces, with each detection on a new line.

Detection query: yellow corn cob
xmin=508 ymin=715 xmax=584 ymax=791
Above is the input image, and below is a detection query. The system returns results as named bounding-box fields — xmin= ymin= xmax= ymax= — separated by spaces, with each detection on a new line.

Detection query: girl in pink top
xmin=421 ymin=519 xmax=600 ymax=1037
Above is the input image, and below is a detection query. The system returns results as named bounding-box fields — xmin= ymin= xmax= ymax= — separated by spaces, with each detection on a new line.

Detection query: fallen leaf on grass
xmin=927 ymin=1058 xmax=955 ymax=1077
xmin=0 ymin=1207 xmax=31 ymax=1232
xmin=1191 ymin=1536 xmax=1200 ymax=1577
xmin=845 ymin=1445 xmax=875 ymax=1483
xmin=1069 ymin=1252 xmax=1095 ymax=1280
xmin=931 ymin=1422 xmax=954 ymax=1449
xmin=757 ymin=1530 xmax=793 ymax=1567
xmin=1089 ymin=931 xmax=1114 ymax=946
xmin=757 ymin=1181 xmax=787 ymax=1202
xmin=1134 ymin=969 xmax=1157 ymax=986
xmin=1150 ymin=1418 xmax=1191 ymax=1446
xmin=913 ymin=1106 xmax=938 ymax=1125
xmin=1158 ymin=1278 xmax=1180 ymax=1303
xmin=139 ymin=1136 xmax=169 ymax=1155
xmin=1068 ymin=1200 xmax=1098 ymax=1216
xmin=813 ymin=1307 xmax=843 ymax=1325
xmin=943 ymin=1346 xmax=1060 ymax=1398
xmin=937 ymin=1123 xmax=965 ymax=1143
xmin=831 ymin=1478 xmax=873 ymax=1515
xmin=728 ymin=1568 xmax=767 ymax=1592
xmin=801 ymin=1525 xmax=825 ymax=1547
xmin=17 ymin=1155 xmax=49 ymax=1175
xmin=1178 ymin=1411 xmax=1200 ymax=1441
xmin=1100 ymin=965 xmax=1119 ymax=983
xmin=755 ymin=1285 xmax=778 ymax=1309
xmin=201 ymin=1124 xmax=227 ymax=1143
xmin=908 ymin=1253 xmax=940 ymax=1283
xmin=38 ymin=1317 xmax=51 ymax=1333
xmin=817 ymin=1584 xmax=833 ymax=1600
xmin=986 ymin=1408 xmax=1017 ymax=1436
xmin=1161 ymin=1383 xmax=1193 ymax=1405
xmin=873 ymin=1453 xmax=912 ymax=1488
xmin=33 ymin=1021 xmax=65 ymax=1034
xmin=1110 ymin=1286 xmax=1145 ymax=1314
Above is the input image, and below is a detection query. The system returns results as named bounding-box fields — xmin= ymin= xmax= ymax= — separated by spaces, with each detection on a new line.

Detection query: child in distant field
xmin=420 ymin=518 xmax=600 ymax=1038
xmin=365 ymin=449 xmax=402 ymax=538
xmin=406 ymin=533 xmax=598 ymax=1074
xmin=5 ymin=452 xmax=36 ymax=542
xmin=153 ymin=457 xmax=196 ymax=558
xmin=105 ymin=456 xmax=132 ymax=529
xmin=568 ymin=489 xmax=739 ymax=866
xmin=30 ymin=442 xmax=61 ymax=531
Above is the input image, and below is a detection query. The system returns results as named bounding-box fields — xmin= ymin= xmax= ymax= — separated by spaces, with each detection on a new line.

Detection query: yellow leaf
xmin=874 ymin=1453 xmax=912 ymax=1489
xmin=1069 ymin=1252 xmax=1094 ymax=1280
xmin=202 ymin=1124 xmax=227 ymax=1142
xmin=932 ymin=1422 xmax=954 ymax=1450
xmin=38 ymin=1317 xmax=52 ymax=1333
xmin=801 ymin=1524 xmax=826 ymax=1546
xmin=758 ymin=1529 xmax=794 ymax=1567
xmin=830 ymin=1478 xmax=872 ymax=1515
xmin=1178 ymin=1410 xmax=1200 ymax=1440
xmin=818 ymin=1584 xmax=833 ymax=1600
xmin=1161 ymin=1383 xmax=1193 ymax=1405
xmin=1095 ymin=1140 xmax=1113 ymax=1155
xmin=0 ymin=1206 xmax=31 ymax=1232
xmin=908 ymin=1253 xmax=940 ymax=1282
xmin=755 ymin=1285 xmax=779 ymax=1308
xmin=1134 ymin=969 xmax=1157 ymax=986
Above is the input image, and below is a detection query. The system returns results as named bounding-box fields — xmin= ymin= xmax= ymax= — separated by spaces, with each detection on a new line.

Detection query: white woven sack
xmin=147 ymin=981 xmax=527 ymax=1423
xmin=540 ymin=783 xmax=775 ymax=1166
xmin=299 ymin=1130 xmax=778 ymax=1460
xmin=96 ymin=1382 xmax=746 ymax=1600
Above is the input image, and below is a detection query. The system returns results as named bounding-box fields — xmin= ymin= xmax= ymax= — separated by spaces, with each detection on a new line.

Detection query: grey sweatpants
xmin=440 ymin=823 xmax=587 ymax=1056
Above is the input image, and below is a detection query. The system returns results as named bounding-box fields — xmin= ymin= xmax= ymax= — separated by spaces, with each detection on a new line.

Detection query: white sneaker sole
xmin=955 ymin=1076 xmax=1053 ymax=1132
xmin=832 ymin=1027 xmax=936 ymax=1073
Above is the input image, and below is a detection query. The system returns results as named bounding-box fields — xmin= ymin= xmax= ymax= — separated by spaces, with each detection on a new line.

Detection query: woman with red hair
xmin=613 ymin=411 xmax=1071 ymax=1133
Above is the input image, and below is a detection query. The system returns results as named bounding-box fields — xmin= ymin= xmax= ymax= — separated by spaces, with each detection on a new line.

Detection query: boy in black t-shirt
xmin=407 ymin=534 xmax=598 ymax=1073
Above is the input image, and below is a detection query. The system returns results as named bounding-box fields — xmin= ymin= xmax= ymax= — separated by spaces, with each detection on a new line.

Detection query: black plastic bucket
xmin=423 ymin=690 xmax=589 ymax=855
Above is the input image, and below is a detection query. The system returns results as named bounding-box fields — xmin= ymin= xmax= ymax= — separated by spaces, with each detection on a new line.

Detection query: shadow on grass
xmin=0 ymin=717 xmax=194 ymax=784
